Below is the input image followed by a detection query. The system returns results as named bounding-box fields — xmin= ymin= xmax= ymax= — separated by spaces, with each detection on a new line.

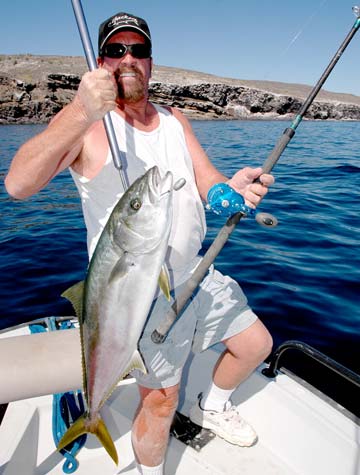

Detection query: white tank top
xmin=70 ymin=104 xmax=206 ymax=287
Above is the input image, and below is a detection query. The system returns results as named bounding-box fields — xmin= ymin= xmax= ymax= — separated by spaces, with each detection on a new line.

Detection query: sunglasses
xmin=102 ymin=43 xmax=151 ymax=59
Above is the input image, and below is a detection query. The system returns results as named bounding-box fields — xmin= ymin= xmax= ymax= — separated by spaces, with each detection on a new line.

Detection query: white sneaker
xmin=189 ymin=393 xmax=258 ymax=447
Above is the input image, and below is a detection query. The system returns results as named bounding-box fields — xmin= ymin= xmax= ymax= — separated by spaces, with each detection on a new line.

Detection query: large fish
xmin=57 ymin=166 xmax=173 ymax=464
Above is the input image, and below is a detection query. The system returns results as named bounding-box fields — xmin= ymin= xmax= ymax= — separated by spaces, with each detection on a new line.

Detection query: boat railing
xmin=262 ymin=340 xmax=360 ymax=388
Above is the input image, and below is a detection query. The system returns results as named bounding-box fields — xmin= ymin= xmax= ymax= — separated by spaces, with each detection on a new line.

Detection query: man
xmin=5 ymin=12 xmax=274 ymax=475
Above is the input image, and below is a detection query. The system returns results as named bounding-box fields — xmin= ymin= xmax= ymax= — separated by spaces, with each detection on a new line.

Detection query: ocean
xmin=0 ymin=120 xmax=359 ymax=415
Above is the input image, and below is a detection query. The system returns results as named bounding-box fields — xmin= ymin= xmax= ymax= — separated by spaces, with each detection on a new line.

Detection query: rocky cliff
xmin=1 ymin=54 xmax=360 ymax=124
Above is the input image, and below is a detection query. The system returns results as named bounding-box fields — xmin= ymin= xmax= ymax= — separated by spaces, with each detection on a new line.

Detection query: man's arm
xmin=5 ymin=69 xmax=117 ymax=199
xmin=171 ymin=108 xmax=274 ymax=208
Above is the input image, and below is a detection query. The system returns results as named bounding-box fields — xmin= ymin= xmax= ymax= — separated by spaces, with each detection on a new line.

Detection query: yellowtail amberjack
xmin=58 ymin=166 xmax=173 ymax=464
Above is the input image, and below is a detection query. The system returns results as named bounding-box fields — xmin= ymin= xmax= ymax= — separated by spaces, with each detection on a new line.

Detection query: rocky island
xmin=1 ymin=54 xmax=360 ymax=124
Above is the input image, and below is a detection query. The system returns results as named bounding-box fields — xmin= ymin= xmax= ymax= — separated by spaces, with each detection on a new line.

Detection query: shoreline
xmin=1 ymin=54 xmax=360 ymax=124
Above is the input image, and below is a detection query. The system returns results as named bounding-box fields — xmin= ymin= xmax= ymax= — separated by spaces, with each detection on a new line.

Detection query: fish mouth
xmin=148 ymin=167 xmax=173 ymax=202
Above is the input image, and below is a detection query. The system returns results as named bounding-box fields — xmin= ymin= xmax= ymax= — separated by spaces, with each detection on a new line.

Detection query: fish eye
xmin=130 ymin=198 xmax=142 ymax=211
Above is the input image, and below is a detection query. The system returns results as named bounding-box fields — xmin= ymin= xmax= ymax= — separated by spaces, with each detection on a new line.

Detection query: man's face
xmin=100 ymin=31 xmax=152 ymax=104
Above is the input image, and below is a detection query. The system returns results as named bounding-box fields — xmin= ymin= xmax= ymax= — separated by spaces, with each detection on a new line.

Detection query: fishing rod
xmin=151 ymin=6 xmax=360 ymax=344
xmin=71 ymin=0 xmax=129 ymax=190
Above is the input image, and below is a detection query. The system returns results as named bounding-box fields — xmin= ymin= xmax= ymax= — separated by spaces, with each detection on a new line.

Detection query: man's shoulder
xmin=151 ymin=103 xmax=173 ymax=116
xmin=152 ymin=103 xmax=189 ymax=127
xmin=168 ymin=106 xmax=192 ymax=134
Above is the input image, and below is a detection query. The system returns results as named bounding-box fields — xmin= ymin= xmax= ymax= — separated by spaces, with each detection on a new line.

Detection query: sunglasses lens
xmin=131 ymin=44 xmax=151 ymax=59
xmin=103 ymin=44 xmax=127 ymax=58
xmin=103 ymin=43 xmax=151 ymax=59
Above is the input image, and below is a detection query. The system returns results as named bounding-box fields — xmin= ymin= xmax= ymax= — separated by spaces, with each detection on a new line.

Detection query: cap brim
xmin=99 ymin=25 xmax=151 ymax=53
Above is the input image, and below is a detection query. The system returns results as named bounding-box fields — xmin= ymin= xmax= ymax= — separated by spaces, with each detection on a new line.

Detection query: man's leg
xmin=190 ymin=319 xmax=272 ymax=446
xmin=132 ymin=383 xmax=180 ymax=474
xmin=213 ymin=318 xmax=273 ymax=389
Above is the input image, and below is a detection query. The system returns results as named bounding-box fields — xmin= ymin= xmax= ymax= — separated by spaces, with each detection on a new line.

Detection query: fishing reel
xmin=206 ymin=183 xmax=278 ymax=228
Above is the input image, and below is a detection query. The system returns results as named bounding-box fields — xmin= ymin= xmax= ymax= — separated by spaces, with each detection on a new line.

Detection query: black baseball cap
xmin=98 ymin=12 xmax=152 ymax=56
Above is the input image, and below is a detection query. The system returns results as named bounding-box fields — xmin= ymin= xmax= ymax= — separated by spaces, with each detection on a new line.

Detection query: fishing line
xmin=281 ymin=0 xmax=328 ymax=56
xmin=263 ymin=0 xmax=328 ymax=80
xmin=206 ymin=2 xmax=329 ymax=150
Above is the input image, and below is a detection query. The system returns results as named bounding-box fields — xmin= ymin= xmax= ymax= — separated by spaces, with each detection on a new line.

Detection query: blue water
xmin=1 ymin=121 xmax=359 ymax=410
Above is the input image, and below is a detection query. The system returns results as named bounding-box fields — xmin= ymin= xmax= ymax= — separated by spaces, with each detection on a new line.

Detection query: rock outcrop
xmin=0 ymin=73 xmax=80 ymax=124
xmin=1 ymin=55 xmax=360 ymax=124
xmin=148 ymin=82 xmax=360 ymax=120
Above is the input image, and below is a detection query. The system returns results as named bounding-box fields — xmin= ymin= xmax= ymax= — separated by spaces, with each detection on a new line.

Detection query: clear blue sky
xmin=1 ymin=0 xmax=359 ymax=96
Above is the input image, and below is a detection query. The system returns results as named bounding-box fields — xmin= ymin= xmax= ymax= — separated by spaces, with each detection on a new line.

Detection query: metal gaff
xmin=71 ymin=0 xmax=128 ymax=190
xmin=151 ymin=7 xmax=360 ymax=344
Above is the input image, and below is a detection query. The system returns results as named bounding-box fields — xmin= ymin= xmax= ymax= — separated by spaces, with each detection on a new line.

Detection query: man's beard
xmin=115 ymin=66 xmax=147 ymax=103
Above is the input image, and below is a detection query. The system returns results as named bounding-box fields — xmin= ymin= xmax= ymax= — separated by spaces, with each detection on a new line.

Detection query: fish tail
xmin=94 ymin=417 xmax=119 ymax=465
xmin=57 ymin=413 xmax=119 ymax=466
xmin=57 ymin=414 xmax=88 ymax=452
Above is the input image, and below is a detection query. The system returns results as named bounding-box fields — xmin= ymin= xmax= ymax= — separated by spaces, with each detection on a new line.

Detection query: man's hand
xmin=227 ymin=167 xmax=274 ymax=209
xmin=73 ymin=69 xmax=117 ymax=124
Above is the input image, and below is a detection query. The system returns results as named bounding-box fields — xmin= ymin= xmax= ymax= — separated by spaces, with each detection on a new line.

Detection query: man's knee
xmin=138 ymin=384 xmax=180 ymax=419
xmin=258 ymin=327 xmax=273 ymax=360
xmin=224 ymin=319 xmax=273 ymax=363
xmin=253 ymin=320 xmax=273 ymax=358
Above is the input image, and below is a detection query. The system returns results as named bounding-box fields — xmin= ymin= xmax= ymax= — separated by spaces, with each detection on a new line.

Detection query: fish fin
xmin=108 ymin=256 xmax=130 ymax=285
xmin=95 ymin=418 xmax=119 ymax=466
xmin=158 ymin=264 xmax=171 ymax=301
xmin=129 ymin=349 xmax=147 ymax=374
xmin=57 ymin=413 xmax=119 ymax=466
xmin=61 ymin=281 xmax=88 ymax=398
xmin=61 ymin=281 xmax=84 ymax=321
xmin=99 ymin=350 xmax=148 ymax=409
xmin=78 ymin=325 xmax=88 ymax=404
xmin=120 ymin=350 xmax=147 ymax=378
xmin=57 ymin=414 xmax=87 ymax=452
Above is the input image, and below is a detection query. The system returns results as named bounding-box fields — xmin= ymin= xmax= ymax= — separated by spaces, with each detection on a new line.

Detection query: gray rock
xmin=0 ymin=54 xmax=359 ymax=123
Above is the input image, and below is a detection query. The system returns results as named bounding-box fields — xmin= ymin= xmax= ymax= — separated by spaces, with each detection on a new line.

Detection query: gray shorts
xmin=133 ymin=265 xmax=258 ymax=389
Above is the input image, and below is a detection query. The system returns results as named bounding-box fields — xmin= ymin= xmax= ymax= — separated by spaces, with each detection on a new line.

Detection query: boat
xmin=0 ymin=318 xmax=359 ymax=475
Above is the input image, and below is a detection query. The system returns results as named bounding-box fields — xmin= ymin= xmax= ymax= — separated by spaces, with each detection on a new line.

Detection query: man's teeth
xmin=120 ymin=73 xmax=136 ymax=77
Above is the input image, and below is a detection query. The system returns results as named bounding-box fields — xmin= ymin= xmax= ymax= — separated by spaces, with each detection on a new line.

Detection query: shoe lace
xmin=221 ymin=402 xmax=248 ymax=427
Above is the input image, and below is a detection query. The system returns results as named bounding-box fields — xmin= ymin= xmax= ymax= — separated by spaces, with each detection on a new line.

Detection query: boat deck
xmin=1 ymin=347 xmax=358 ymax=475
